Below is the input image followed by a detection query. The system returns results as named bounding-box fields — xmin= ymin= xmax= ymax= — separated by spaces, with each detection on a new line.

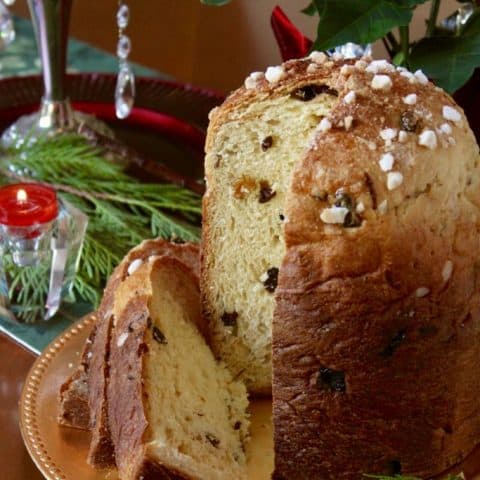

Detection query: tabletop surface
xmin=0 ymin=332 xmax=43 ymax=479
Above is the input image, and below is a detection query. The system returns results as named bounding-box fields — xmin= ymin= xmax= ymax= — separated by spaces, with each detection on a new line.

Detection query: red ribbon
xmin=271 ymin=6 xmax=313 ymax=61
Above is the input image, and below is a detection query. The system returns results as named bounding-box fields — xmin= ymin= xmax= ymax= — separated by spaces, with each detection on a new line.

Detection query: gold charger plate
xmin=19 ymin=313 xmax=480 ymax=480
xmin=19 ymin=313 xmax=273 ymax=480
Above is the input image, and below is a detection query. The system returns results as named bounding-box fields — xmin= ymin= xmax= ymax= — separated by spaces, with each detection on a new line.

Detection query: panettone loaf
xmin=85 ymin=239 xmax=200 ymax=468
xmin=203 ymin=55 xmax=480 ymax=478
xmin=108 ymin=255 xmax=249 ymax=480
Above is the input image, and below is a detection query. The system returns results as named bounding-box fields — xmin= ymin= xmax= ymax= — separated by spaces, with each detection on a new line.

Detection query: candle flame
xmin=17 ymin=188 xmax=27 ymax=202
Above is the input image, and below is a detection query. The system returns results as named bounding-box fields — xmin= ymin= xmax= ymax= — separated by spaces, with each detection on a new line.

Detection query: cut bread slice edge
xmin=202 ymin=83 xmax=338 ymax=394
xmin=86 ymin=239 xmax=200 ymax=468
xmin=108 ymin=256 xmax=249 ymax=480
xmin=57 ymin=238 xmax=200 ymax=469
xmin=58 ymin=323 xmax=96 ymax=430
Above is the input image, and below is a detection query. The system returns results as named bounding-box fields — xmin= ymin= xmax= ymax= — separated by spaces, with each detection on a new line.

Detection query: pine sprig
xmin=0 ymin=135 xmax=202 ymax=316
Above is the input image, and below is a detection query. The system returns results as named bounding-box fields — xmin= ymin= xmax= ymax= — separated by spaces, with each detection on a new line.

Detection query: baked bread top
xmin=208 ymin=56 xmax=477 ymax=215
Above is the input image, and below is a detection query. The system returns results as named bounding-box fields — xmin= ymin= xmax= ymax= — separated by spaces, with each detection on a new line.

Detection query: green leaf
xmin=0 ymin=135 xmax=201 ymax=312
xmin=302 ymin=2 xmax=318 ymax=16
xmin=200 ymin=0 xmax=231 ymax=5
xmin=311 ymin=0 xmax=414 ymax=51
xmin=410 ymin=24 xmax=480 ymax=92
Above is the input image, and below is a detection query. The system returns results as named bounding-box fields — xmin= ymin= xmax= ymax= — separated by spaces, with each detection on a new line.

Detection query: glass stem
xmin=27 ymin=0 xmax=72 ymax=105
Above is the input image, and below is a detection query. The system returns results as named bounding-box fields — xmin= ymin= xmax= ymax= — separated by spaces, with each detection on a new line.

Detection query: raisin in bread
xmin=203 ymin=54 xmax=480 ymax=478
xmin=57 ymin=238 xmax=199 ymax=468
xmin=108 ymin=255 xmax=249 ymax=480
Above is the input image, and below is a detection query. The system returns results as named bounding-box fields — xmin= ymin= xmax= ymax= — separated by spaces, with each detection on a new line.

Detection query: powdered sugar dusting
xmin=416 ymin=287 xmax=430 ymax=297
xmin=442 ymin=260 xmax=453 ymax=283
xmin=344 ymin=90 xmax=356 ymax=104
xmin=356 ymin=202 xmax=365 ymax=214
xmin=318 ymin=118 xmax=332 ymax=133
xmin=380 ymin=128 xmax=398 ymax=141
xmin=387 ymin=171 xmax=403 ymax=190
xmin=309 ymin=51 xmax=327 ymax=64
xmin=366 ymin=60 xmax=395 ymax=74
xmin=403 ymin=94 xmax=417 ymax=105
xmin=442 ymin=106 xmax=462 ymax=123
xmin=378 ymin=200 xmax=388 ymax=215
xmin=440 ymin=123 xmax=453 ymax=135
xmin=379 ymin=153 xmax=394 ymax=172
xmin=117 ymin=332 xmax=129 ymax=347
xmin=127 ymin=258 xmax=143 ymax=276
xmin=371 ymin=75 xmax=392 ymax=90
xmin=265 ymin=65 xmax=285 ymax=84
xmin=418 ymin=130 xmax=438 ymax=150
xmin=320 ymin=206 xmax=349 ymax=224
xmin=344 ymin=116 xmax=354 ymax=130
xmin=244 ymin=71 xmax=264 ymax=90
xmin=414 ymin=70 xmax=429 ymax=85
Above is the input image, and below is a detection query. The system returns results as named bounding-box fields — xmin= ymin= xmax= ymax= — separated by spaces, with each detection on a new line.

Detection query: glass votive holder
xmin=0 ymin=185 xmax=88 ymax=323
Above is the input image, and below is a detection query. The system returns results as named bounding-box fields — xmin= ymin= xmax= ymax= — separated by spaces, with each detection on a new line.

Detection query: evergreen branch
xmin=0 ymin=135 xmax=202 ymax=317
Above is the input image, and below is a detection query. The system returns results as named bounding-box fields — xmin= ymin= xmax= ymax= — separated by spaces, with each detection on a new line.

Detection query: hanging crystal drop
xmin=0 ymin=2 xmax=15 ymax=49
xmin=117 ymin=4 xmax=130 ymax=29
xmin=117 ymin=34 xmax=131 ymax=60
xmin=457 ymin=3 xmax=474 ymax=29
xmin=441 ymin=2 xmax=474 ymax=33
xmin=2 ymin=0 xmax=16 ymax=6
xmin=115 ymin=62 xmax=135 ymax=119
xmin=333 ymin=42 xmax=372 ymax=59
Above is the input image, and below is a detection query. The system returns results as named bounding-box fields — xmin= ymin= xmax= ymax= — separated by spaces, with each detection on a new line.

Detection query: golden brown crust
xmin=86 ymin=239 xmax=200 ymax=469
xmin=268 ymin=58 xmax=480 ymax=479
xmin=58 ymin=324 xmax=96 ymax=430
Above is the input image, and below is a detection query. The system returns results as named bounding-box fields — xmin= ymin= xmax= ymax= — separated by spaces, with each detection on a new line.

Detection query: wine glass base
xmin=1 ymin=106 xmax=114 ymax=150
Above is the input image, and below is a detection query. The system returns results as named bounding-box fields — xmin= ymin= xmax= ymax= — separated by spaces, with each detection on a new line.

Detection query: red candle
xmin=0 ymin=183 xmax=58 ymax=227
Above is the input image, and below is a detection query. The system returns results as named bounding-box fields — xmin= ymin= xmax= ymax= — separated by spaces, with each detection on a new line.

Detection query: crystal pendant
xmin=441 ymin=2 xmax=474 ymax=33
xmin=333 ymin=42 xmax=372 ymax=59
xmin=457 ymin=3 xmax=474 ymax=28
xmin=117 ymin=34 xmax=131 ymax=60
xmin=117 ymin=4 xmax=129 ymax=29
xmin=0 ymin=2 xmax=15 ymax=49
xmin=115 ymin=62 xmax=135 ymax=119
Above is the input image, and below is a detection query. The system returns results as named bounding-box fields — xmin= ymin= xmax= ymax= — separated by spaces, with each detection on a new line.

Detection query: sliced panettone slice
xmin=108 ymin=255 xmax=249 ymax=480
xmin=58 ymin=238 xmax=199 ymax=468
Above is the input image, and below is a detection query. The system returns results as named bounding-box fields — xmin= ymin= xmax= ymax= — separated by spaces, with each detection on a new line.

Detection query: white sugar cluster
xmin=241 ymin=56 xmax=465 ymax=228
